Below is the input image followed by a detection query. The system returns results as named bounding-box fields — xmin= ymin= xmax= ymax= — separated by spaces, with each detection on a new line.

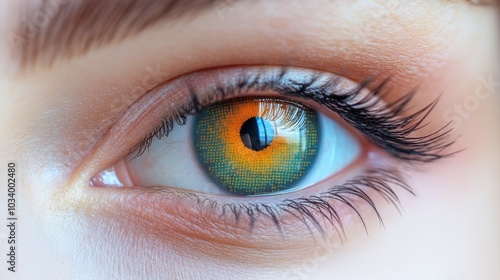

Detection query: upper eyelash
xmin=131 ymin=68 xmax=455 ymax=163
xmin=286 ymin=79 xmax=455 ymax=163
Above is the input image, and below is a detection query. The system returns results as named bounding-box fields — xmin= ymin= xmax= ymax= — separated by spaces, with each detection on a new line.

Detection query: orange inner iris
xmin=220 ymin=100 xmax=296 ymax=174
xmin=194 ymin=97 xmax=319 ymax=195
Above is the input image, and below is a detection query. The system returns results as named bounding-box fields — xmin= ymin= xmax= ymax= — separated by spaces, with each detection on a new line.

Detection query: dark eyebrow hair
xmin=10 ymin=0 xmax=493 ymax=70
xmin=11 ymin=0 xmax=241 ymax=69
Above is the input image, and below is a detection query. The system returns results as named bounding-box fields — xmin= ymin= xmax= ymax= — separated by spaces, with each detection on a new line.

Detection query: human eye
xmin=89 ymin=66 xmax=453 ymax=238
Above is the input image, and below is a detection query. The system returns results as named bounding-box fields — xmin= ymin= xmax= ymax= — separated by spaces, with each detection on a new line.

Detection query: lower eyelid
xmin=100 ymin=183 xmax=351 ymax=251
xmin=86 ymin=161 xmax=410 ymax=257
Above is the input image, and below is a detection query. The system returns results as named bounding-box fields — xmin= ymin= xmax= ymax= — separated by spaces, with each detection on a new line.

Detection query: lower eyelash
xmin=173 ymin=168 xmax=412 ymax=238
xmin=284 ymin=169 xmax=413 ymax=238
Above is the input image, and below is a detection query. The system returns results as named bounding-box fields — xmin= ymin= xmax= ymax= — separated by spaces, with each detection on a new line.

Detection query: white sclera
xmin=294 ymin=113 xmax=360 ymax=191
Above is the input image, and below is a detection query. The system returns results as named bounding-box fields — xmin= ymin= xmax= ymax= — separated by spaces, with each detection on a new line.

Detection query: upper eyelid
xmin=127 ymin=66 xmax=455 ymax=164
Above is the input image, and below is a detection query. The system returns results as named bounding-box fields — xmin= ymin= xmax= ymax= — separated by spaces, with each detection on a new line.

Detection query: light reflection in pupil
xmin=240 ymin=117 xmax=275 ymax=151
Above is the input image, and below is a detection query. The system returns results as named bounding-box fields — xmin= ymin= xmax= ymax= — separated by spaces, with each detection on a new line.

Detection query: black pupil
xmin=240 ymin=117 xmax=275 ymax=151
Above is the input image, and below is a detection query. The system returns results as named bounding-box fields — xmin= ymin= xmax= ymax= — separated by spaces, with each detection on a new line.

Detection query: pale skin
xmin=0 ymin=0 xmax=499 ymax=279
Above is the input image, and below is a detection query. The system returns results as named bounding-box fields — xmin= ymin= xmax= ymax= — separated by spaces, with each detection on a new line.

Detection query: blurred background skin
xmin=0 ymin=0 xmax=498 ymax=279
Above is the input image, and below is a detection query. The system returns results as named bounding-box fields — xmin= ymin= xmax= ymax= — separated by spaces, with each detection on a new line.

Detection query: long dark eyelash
xmin=271 ymin=77 xmax=455 ymax=163
xmin=131 ymin=68 xmax=455 ymax=162
xmin=152 ymin=168 xmax=412 ymax=239
xmin=285 ymin=169 xmax=413 ymax=238
xmin=282 ymin=169 xmax=412 ymax=239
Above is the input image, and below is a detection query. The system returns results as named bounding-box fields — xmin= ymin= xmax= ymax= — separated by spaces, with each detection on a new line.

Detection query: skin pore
xmin=0 ymin=0 xmax=498 ymax=279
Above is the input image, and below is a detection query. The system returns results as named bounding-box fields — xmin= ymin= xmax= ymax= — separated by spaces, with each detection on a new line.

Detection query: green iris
xmin=193 ymin=97 xmax=320 ymax=196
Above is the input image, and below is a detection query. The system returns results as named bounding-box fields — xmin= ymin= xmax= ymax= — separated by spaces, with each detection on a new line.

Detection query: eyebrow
xmin=10 ymin=0 xmax=492 ymax=70
xmin=11 ymin=0 xmax=241 ymax=69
